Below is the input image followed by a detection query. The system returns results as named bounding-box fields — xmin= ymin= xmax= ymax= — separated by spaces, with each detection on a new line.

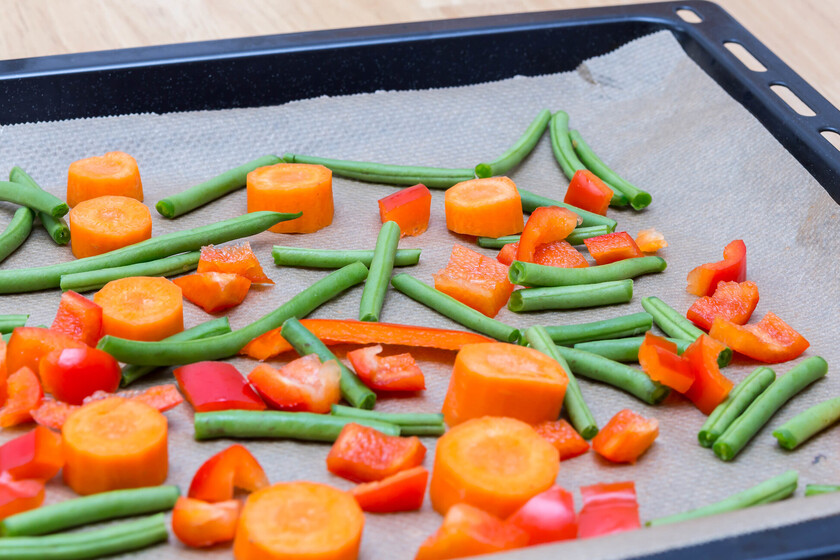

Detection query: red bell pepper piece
xmin=533 ymin=419 xmax=590 ymax=460
xmin=563 ymin=169 xmax=613 ymax=216
xmin=351 ymin=466 xmax=429 ymax=513
xmin=0 ymin=367 xmax=42 ymax=428
xmin=378 ymin=184 xmax=432 ymax=237
xmin=686 ymin=239 xmax=746 ymax=296
xmin=516 ymin=206 xmax=581 ymax=263
xmin=50 ymin=290 xmax=103 ymax=346
xmin=500 ymin=241 xmax=589 ymax=269
xmin=326 ymin=423 xmax=426 ymax=483
xmin=496 ymin=242 xmax=517 ymax=266
xmin=507 ymin=486 xmax=577 ymax=544
xmin=197 ymin=242 xmax=273 ymax=284
xmin=0 ymin=471 xmax=44 ymax=521
xmin=591 ymin=409 xmax=659 ymax=464
xmin=247 ymin=355 xmax=340 ymax=414
xmin=188 ymin=444 xmax=269 ymax=503
xmin=39 ymin=346 xmax=120 ymax=405
xmin=577 ymin=481 xmax=641 ymax=538
xmin=687 ymin=280 xmax=759 ymax=331
xmin=346 ymin=345 xmax=425 ymax=392
xmin=0 ymin=339 xmax=7 ymax=405
xmin=173 ymin=272 xmax=252 ymax=313
xmin=709 ymin=311 xmax=809 ymax=363
xmin=682 ymin=335 xmax=734 ymax=414
xmin=0 ymin=425 xmax=64 ymax=480
xmin=433 ymin=244 xmax=514 ymax=318
xmin=175 ymin=361 xmax=266 ymax=413
xmin=638 ymin=332 xmax=694 ymax=392
xmin=583 ymin=231 xmax=644 ymax=265
xmin=5 ymin=327 xmax=85 ymax=380
xmin=635 ymin=228 xmax=668 ymax=253
xmin=172 ymin=496 xmax=241 ymax=548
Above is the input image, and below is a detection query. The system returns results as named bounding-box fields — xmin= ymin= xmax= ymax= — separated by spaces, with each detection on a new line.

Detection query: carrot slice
xmin=351 ymin=466 xmax=429 ymax=513
xmin=516 ymin=206 xmax=580 ymax=263
xmin=5 ymin=327 xmax=85 ymax=378
xmin=433 ymin=244 xmax=514 ymax=318
xmin=430 ymin=416 xmax=559 ymax=518
xmin=61 ymin=397 xmax=168 ymax=495
xmin=234 ymin=481 xmax=364 ymax=560
xmin=246 ymin=163 xmax=333 ymax=233
xmin=636 ymin=228 xmax=668 ymax=253
xmin=591 ymin=409 xmax=659 ymax=464
xmin=240 ymin=319 xmax=493 ymax=361
xmin=189 ymin=444 xmax=269 ymax=503
xmin=67 ymin=151 xmax=143 ymax=208
xmin=172 ymin=497 xmax=241 ymax=548
xmin=68 ymin=196 xmax=152 ymax=258
xmin=0 ymin=368 xmax=42 ymax=428
xmin=51 ymin=290 xmax=104 ymax=346
xmin=534 ymin=419 xmax=590 ymax=460
xmin=444 ymin=177 xmax=524 ymax=238
xmin=378 ymin=184 xmax=432 ymax=237
xmin=442 ymin=342 xmax=568 ymax=426
xmin=94 ymin=276 xmax=184 ymax=341
xmin=326 ymin=423 xmax=426 ymax=483
xmin=197 ymin=242 xmax=273 ymax=284
xmin=415 ymin=503 xmax=529 ymax=560
xmin=173 ymin=272 xmax=251 ymax=313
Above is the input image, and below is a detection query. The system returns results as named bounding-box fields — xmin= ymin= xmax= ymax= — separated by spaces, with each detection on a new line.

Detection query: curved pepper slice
xmin=0 ymin=425 xmax=64 ymax=480
xmin=347 ymin=345 xmax=425 ymax=392
xmin=0 ymin=471 xmax=44 ymax=521
xmin=592 ymin=409 xmax=658 ymax=464
xmin=709 ymin=311 xmax=809 ymax=363
xmin=352 ymin=466 xmax=429 ymax=513
xmin=175 ymin=361 xmax=265 ymax=413
xmin=516 ymin=206 xmax=581 ymax=263
xmin=507 ymin=485 xmax=577 ymax=545
xmin=188 ymin=444 xmax=269 ymax=503
xmin=563 ymin=169 xmax=613 ymax=216
xmin=682 ymin=335 xmax=734 ymax=415
xmin=584 ymin=232 xmax=644 ymax=265
xmin=0 ymin=367 xmax=42 ymax=428
xmin=51 ymin=290 xmax=103 ymax=346
xmin=533 ymin=419 xmax=590 ymax=460
xmin=378 ymin=184 xmax=432 ymax=237
xmin=433 ymin=244 xmax=514 ymax=318
xmin=638 ymin=332 xmax=694 ymax=393
xmin=172 ymin=496 xmax=241 ymax=548
xmin=247 ymin=355 xmax=340 ymax=414
xmin=686 ymin=239 xmax=746 ymax=296
xmin=577 ymin=481 xmax=640 ymax=538
xmin=687 ymin=280 xmax=759 ymax=331
xmin=327 ymin=423 xmax=426 ymax=483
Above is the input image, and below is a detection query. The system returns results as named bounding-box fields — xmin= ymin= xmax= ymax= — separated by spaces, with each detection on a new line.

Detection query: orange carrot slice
xmin=246 ymin=163 xmax=333 ymax=233
xmin=94 ymin=276 xmax=184 ymax=341
xmin=68 ymin=196 xmax=152 ymax=258
xmin=173 ymin=272 xmax=251 ymax=313
xmin=172 ymin=497 xmax=241 ymax=548
xmin=415 ymin=503 xmax=529 ymax=560
xmin=197 ymin=242 xmax=273 ymax=284
xmin=0 ymin=368 xmax=42 ymax=428
xmin=378 ymin=184 xmax=431 ymax=237
xmin=444 ymin=177 xmax=524 ymax=238
xmin=433 ymin=244 xmax=514 ymax=318
xmin=67 ymin=151 xmax=143 ymax=207
xmin=534 ymin=419 xmax=590 ymax=460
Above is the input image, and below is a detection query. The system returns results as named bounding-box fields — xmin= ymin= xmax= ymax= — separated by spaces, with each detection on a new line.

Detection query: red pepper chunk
xmin=683 ymin=335 xmax=734 ymax=414
xmin=39 ymin=347 xmax=121 ymax=405
xmin=352 ymin=466 xmax=428 ymax=513
xmin=197 ymin=242 xmax=273 ymax=284
xmin=175 ymin=361 xmax=265 ymax=413
xmin=638 ymin=332 xmax=694 ymax=392
xmin=0 ymin=367 xmax=42 ymax=428
xmin=415 ymin=503 xmax=529 ymax=560
xmin=0 ymin=471 xmax=44 ymax=521
xmin=564 ymin=169 xmax=613 ymax=215
xmin=516 ymin=206 xmax=581 ymax=263
xmin=577 ymin=481 xmax=641 ymax=538
xmin=433 ymin=244 xmax=514 ymax=318
xmin=51 ymin=290 xmax=103 ymax=346
xmin=173 ymin=272 xmax=251 ymax=313
xmin=247 ymin=355 xmax=340 ymax=414
xmin=327 ymin=423 xmax=426 ymax=483
xmin=0 ymin=426 xmax=64 ymax=481
xmin=378 ymin=184 xmax=432 ymax=237
xmin=583 ymin=232 xmax=644 ymax=265
xmin=709 ymin=312 xmax=809 ymax=363
xmin=592 ymin=409 xmax=658 ymax=464
xmin=507 ymin=486 xmax=577 ymax=545
xmin=687 ymin=281 xmax=759 ymax=331
xmin=188 ymin=444 xmax=269 ymax=503
xmin=533 ymin=419 xmax=590 ymax=460
xmin=172 ymin=496 xmax=241 ymax=548
xmin=686 ymin=239 xmax=746 ymax=296
xmin=5 ymin=327 xmax=85 ymax=380
xmin=347 ymin=345 xmax=425 ymax=392
xmin=502 ymin=241 xmax=590 ymax=269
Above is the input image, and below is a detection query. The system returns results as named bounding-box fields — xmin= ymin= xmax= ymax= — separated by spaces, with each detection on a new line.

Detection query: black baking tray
xmin=2 ymin=2 xmax=839 ymax=558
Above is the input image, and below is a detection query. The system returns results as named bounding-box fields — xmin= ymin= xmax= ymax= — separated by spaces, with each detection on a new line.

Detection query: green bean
xmin=155 ymin=154 xmax=282 ymax=218
xmin=509 ymin=256 xmax=666 ymax=287
xmin=0 ymin=513 xmax=168 ymax=559
xmin=551 ymin=345 xmax=669 ymax=404
xmin=1 ymin=333 xmax=11 ymax=344
xmin=399 ymin=424 xmax=446 ymax=437
xmin=0 ymin=207 xmax=34 ymax=263
xmin=518 ymin=188 xmax=617 ymax=231
xmin=805 ymin=484 xmax=840 ymax=497
xmin=524 ymin=326 xmax=598 ymax=439
xmin=0 ymin=314 xmax=28 ymax=334
xmin=698 ymin=367 xmax=776 ymax=448
xmin=8 ymin=167 xmax=70 ymax=245
xmin=476 ymin=225 xmax=611 ymax=249
xmin=544 ymin=312 xmax=652 ymax=346
xmin=359 ymin=221 xmax=400 ymax=322
xmin=0 ymin=486 xmax=179 ymax=537
xmin=281 ymin=317 xmax=376 ymax=409
xmin=641 ymin=296 xmax=732 ymax=367
xmin=60 ymin=251 xmax=200 ymax=293
xmin=330 ymin=404 xmax=443 ymax=426
xmin=772 ymin=395 xmax=840 ymax=450
xmin=120 ymin=317 xmax=232 ymax=387
xmin=574 ymin=336 xmax=691 ymax=362
xmin=569 ymin=129 xmax=652 ymax=210
xmin=0 ymin=210 xmax=299 ymax=294
xmin=194 ymin=410 xmax=399 ymax=441
xmin=390 ymin=273 xmax=520 ymax=343
xmin=0 ymin=180 xmax=68 ymax=219
xmin=272 ymin=246 xmax=421 ymax=269
xmin=97 ymin=261 xmax=368 ymax=366
xmin=508 ymin=279 xmax=633 ymax=312
xmin=475 ymin=109 xmax=551 ymax=178
xmin=714 ymin=357 xmax=828 ymax=461
xmin=647 ymin=470 xmax=797 ymax=526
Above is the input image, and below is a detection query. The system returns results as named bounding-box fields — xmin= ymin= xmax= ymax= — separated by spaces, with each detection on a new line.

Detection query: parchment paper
xmin=1 ymin=30 xmax=839 ymax=559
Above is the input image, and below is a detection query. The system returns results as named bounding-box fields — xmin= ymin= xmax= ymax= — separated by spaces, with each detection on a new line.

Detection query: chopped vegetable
xmin=0 ymin=315 xmax=28 ymax=334
xmin=197 ymin=241 xmax=273 ymax=284
xmin=506 ymin=486 xmax=578 ymax=544
xmin=66 ymin=151 xmax=143 ymax=207
xmin=39 ymin=346 xmax=120 ymax=405
xmin=326 ymin=422 xmax=425 ymax=482
xmin=68 ymin=195 xmax=152 ymax=258
xmin=477 ymin=225 xmax=611 ymax=249
xmin=682 ymin=335 xmax=734 ymax=414
xmin=5 ymin=327 xmax=85 ymax=376
xmin=519 ymin=187 xmax=618 ymax=229
xmin=347 ymin=345 xmax=425 ymax=392
xmin=635 ymin=228 xmax=668 ymax=253
xmin=0 ymin=180 xmax=67 ymax=220
xmin=509 ymin=255 xmax=665 ymax=287
xmin=94 ymin=276 xmax=184 ymax=341
xmin=378 ymin=184 xmax=432 ymax=237
xmin=686 ymin=239 xmax=747 ymax=296
xmin=475 ymin=109 xmax=551 ymax=178
xmin=638 ymin=332 xmax=694 ymax=392
xmin=247 ymin=355 xmax=341 ymax=413
xmin=710 ymin=312 xmax=809 ymax=363
xmin=0 ymin=367 xmax=42 ymax=428
xmin=564 ymin=169 xmax=613 ymax=215
xmin=351 ymin=466 xmax=429 ymax=513
xmin=641 ymin=296 xmax=732 ymax=367
xmin=60 ymin=251 xmax=200 ymax=293
xmin=516 ymin=205 xmax=581 ymax=263
xmin=0 ymin=207 xmax=34 ymax=264
xmin=583 ymin=231 xmax=644 ymax=265
xmin=271 ymin=245 xmax=421 ymax=269
xmin=543 ymin=312 xmax=652 ymax=346
xmin=400 ymin=424 xmax=446 ymax=437
xmin=171 ymin=497 xmax=240 ymax=548
xmin=577 ymin=482 xmax=641 ymax=538
xmin=698 ymin=366 xmax=776 ymax=448
xmin=508 ymin=279 xmax=634 ymax=312
xmin=574 ymin=336 xmax=691 ymax=363
xmin=30 ymin=400 xmax=75 ymax=430
xmin=444 ymin=177 xmax=524 ymax=238
xmin=530 ymin=240 xmax=589 ymax=268
xmin=0 ymin=472 xmax=44 ymax=521
xmin=359 ymin=221 xmax=400 ymax=322
xmin=534 ymin=419 xmax=590 ymax=459
xmin=805 ymin=484 xmax=840 ymax=497
xmin=772 ymin=396 xmax=840 ymax=450
xmin=246 ymin=162 xmax=333 ymax=233
xmin=50 ymin=290 xmax=103 ymax=346
xmin=415 ymin=503 xmax=529 ymax=560
xmin=193 ymin=410 xmax=400 ymax=441
xmin=0 ymin=426 xmax=63 ymax=481
xmin=9 ymin=167 xmax=70 ymax=245
xmin=687 ymin=280 xmax=759 ymax=330
xmin=592 ymin=409 xmax=659 ymax=463
xmin=173 ymin=272 xmax=251 ymax=313
xmin=330 ymin=405 xmax=443 ymax=427
xmin=188 ymin=444 xmax=269 ymax=502
xmin=433 ymin=244 xmax=514 ymax=318
xmin=174 ymin=361 xmax=266 ymax=412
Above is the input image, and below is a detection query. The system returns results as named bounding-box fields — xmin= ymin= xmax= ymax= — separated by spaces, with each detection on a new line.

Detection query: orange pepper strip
xmin=638 ymin=332 xmax=694 ymax=393
xmin=682 ymin=335 xmax=734 ymax=415
xmin=686 ymin=239 xmax=746 ymax=296
xmin=351 ymin=466 xmax=429 ymax=513
xmin=189 ymin=444 xmax=269 ymax=503
xmin=687 ymin=281 xmax=759 ymax=331
xmin=584 ymin=231 xmax=644 ymax=265
xmin=0 ymin=367 xmax=42 ymax=428
xmin=709 ymin=311 xmax=809 ymax=363
xmin=516 ymin=206 xmax=581 ymax=263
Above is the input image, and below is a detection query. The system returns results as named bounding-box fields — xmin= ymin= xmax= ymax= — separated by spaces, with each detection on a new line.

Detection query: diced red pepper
xmin=0 ymin=367 xmax=42 ymax=428
xmin=378 ymin=184 xmax=432 ymax=237
xmin=433 ymin=244 xmax=514 ymax=318
xmin=0 ymin=471 xmax=44 ymax=521
xmin=352 ymin=466 xmax=428 ymax=513
xmin=39 ymin=346 xmax=120 ymax=405
xmin=173 ymin=272 xmax=252 ymax=313
xmin=533 ymin=419 xmax=590 ymax=460
xmin=638 ymin=332 xmax=694 ymax=392
xmin=591 ymin=409 xmax=659 ymax=464
xmin=197 ymin=242 xmax=273 ymax=284
xmin=498 ymin=241 xmax=589 ymax=269
xmin=326 ymin=423 xmax=426 ymax=483
xmin=5 ymin=327 xmax=86 ymax=380
xmin=635 ymin=228 xmax=668 ymax=253
xmin=687 ymin=280 xmax=759 ymax=331
xmin=583 ymin=232 xmax=644 ymax=265
xmin=347 ymin=345 xmax=425 ymax=392
xmin=563 ymin=169 xmax=613 ymax=216
xmin=516 ymin=206 xmax=581 ymax=263
xmin=686 ymin=240 xmax=746 ymax=296
xmin=175 ymin=361 xmax=266 ymax=413
xmin=0 ymin=425 xmax=64 ymax=480
xmin=506 ymin=486 xmax=577 ymax=544
xmin=172 ymin=496 xmax=240 ymax=548
xmin=50 ymin=290 xmax=103 ymax=346
xmin=247 ymin=355 xmax=340 ymax=414
xmin=682 ymin=335 xmax=734 ymax=414
xmin=709 ymin=312 xmax=809 ymax=363
xmin=577 ymin=481 xmax=641 ymax=538
xmin=188 ymin=444 xmax=269 ymax=503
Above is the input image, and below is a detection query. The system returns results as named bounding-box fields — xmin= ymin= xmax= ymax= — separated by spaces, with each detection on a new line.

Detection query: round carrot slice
xmin=234 ymin=481 xmax=364 ymax=560
xmin=94 ymin=276 xmax=184 ymax=341
xmin=246 ymin=163 xmax=333 ymax=233
xmin=68 ymin=196 xmax=152 ymax=258
xmin=429 ymin=416 xmax=559 ymax=518
xmin=444 ymin=177 xmax=523 ymax=238
xmin=67 ymin=151 xmax=143 ymax=207
xmin=61 ymin=397 xmax=168 ymax=495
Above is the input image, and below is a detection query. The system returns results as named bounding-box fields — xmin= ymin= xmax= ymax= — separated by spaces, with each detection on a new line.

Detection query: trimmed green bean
xmin=97 ymin=261 xmax=368 ymax=366
xmin=518 ymin=188 xmax=617 ymax=231
xmin=545 ymin=312 xmax=652 ymax=346
xmin=551 ymin=345 xmax=669 ymax=405
xmin=475 ymin=109 xmax=551 ymax=178
xmin=391 ymin=273 xmax=520 ymax=343
xmin=714 ymin=357 xmax=828 ymax=461
xmin=1 ymin=333 xmax=10 ymax=344
xmin=698 ymin=367 xmax=776 ymax=448
xmin=120 ymin=317 xmax=232 ymax=386
xmin=641 ymin=296 xmax=732 ymax=367
xmin=647 ymin=470 xmax=797 ymax=526
xmin=0 ymin=314 xmax=28 ymax=334
xmin=194 ymin=410 xmax=399 ymax=441
xmin=509 ymin=257 xmax=666 ymax=287
xmin=0 ymin=207 xmax=34 ymax=263
xmin=0 ymin=210 xmax=299 ymax=293
xmin=524 ymin=326 xmax=598 ymax=439
xmin=508 ymin=279 xmax=633 ymax=312
xmin=0 ymin=486 xmax=179 ymax=537
xmin=272 ymin=246 xmax=421 ymax=269
xmin=574 ymin=336 xmax=691 ymax=362
xmin=400 ymin=424 xmax=446 ymax=437
xmin=60 ymin=251 xmax=200 ymax=293
xmin=569 ymin=129 xmax=652 ymax=210
xmin=156 ymin=155 xmax=282 ymax=218
xmin=359 ymin=221 xmax=400 ymax=322
xmin=330 ymin=404 xmax=443 ymax=426
xmin=805 ymin=484 xmax=840 ymax=497
xmin=9 ymin=167 xmax=70 ymax=245
xmin=0 ymin=180 xmax=68 ymax=219
xmin=773 ymin=395 xmax=840 ymax=450
xmin=477 ymin=225 xmax=610 ymax=249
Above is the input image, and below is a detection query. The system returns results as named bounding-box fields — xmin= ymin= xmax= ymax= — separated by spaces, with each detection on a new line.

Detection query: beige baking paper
xmin=1 ymin=30 xmax=838 ymax=559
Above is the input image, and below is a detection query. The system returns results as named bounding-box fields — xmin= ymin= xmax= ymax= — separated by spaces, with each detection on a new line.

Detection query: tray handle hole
xmin=676 ymin=8 xmax=703 ymax=23
xmin=819 ymin=130 xmax=840 ymax=152
xmin=724 ymin=42 xmax=767 ymax=72
xmin=770 ymin=84 xmax=817 ymax=117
